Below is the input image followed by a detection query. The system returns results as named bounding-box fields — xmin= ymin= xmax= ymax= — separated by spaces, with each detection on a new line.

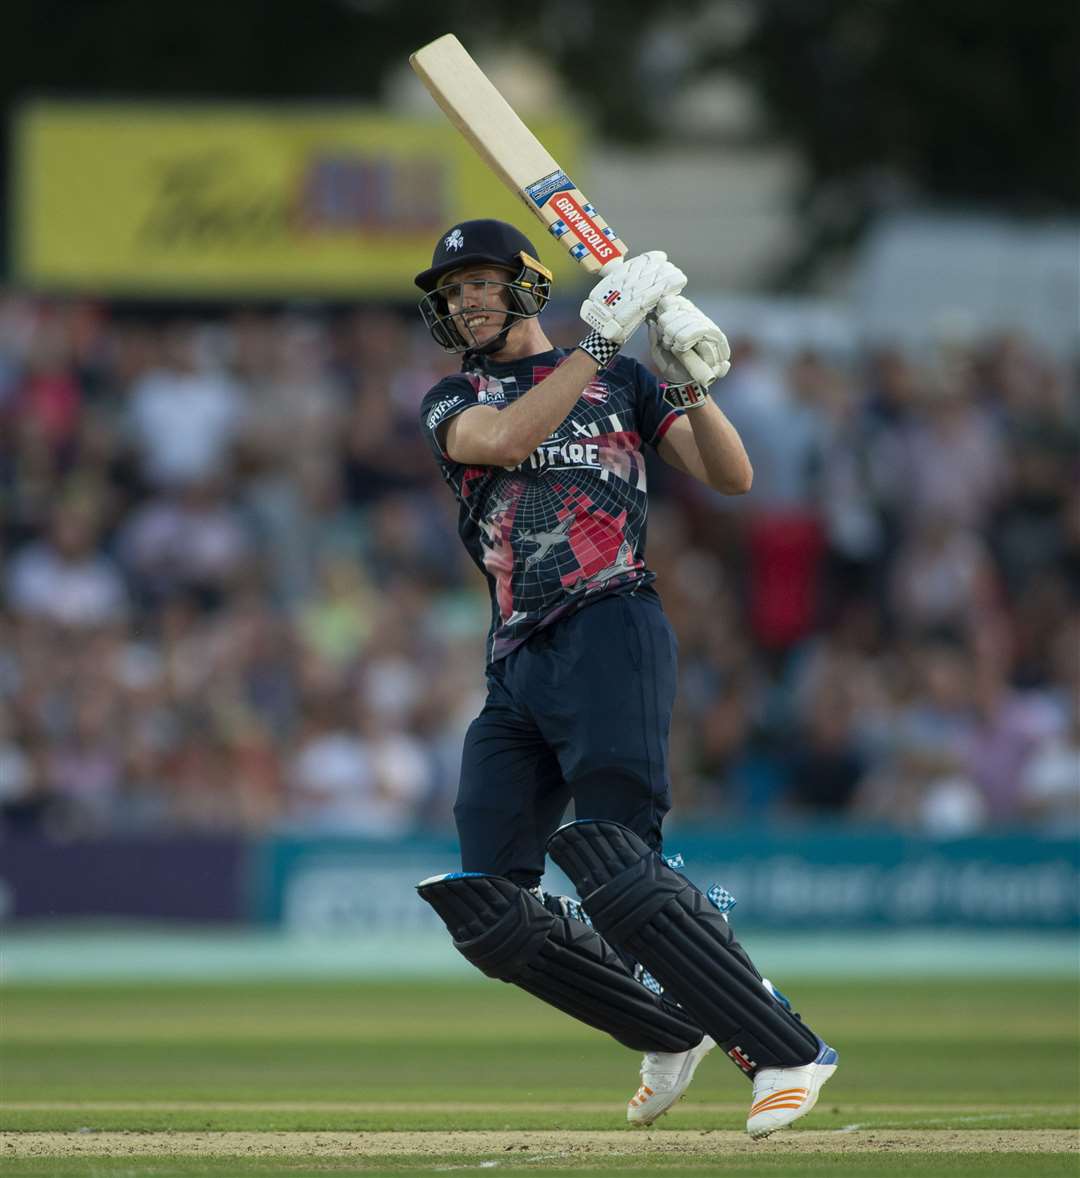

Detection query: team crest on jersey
xmin=444 ymin=228 xmax=464 ymax=251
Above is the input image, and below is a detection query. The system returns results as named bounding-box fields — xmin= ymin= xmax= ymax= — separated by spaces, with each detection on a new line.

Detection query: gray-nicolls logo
xmin=445 ymin=228 xmax=464 ymax=251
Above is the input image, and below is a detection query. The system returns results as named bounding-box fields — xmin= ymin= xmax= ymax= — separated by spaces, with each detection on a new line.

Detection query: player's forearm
xmin=491 ymin=349 xmax=600 ymax=466
xmin=686 ymin=400 xmax=753 ymax=494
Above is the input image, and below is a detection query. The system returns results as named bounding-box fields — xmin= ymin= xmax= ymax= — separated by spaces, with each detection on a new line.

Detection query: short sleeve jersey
xmin=420 ymin=347 xmax=682 ymax=662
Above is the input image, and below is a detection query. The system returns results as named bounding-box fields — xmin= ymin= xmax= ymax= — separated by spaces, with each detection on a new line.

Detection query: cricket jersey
xmin=420 ymin=347 xmax=683 ymax=662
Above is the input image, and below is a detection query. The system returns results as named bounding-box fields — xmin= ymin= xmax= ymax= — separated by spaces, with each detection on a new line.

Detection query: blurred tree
xmin=723 ymin=0 xmax=1080 ymax=285
xmin=1 ymin=0 xmax=1076 ymax=286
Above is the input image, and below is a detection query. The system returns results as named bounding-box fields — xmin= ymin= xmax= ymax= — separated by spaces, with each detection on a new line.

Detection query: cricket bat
xmin=409 ymin=34 xmax=628 ymax=274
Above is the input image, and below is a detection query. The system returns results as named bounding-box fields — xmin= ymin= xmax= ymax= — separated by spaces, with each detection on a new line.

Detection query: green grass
xmin=1 ymin=978 xmax=1077 ymax=1176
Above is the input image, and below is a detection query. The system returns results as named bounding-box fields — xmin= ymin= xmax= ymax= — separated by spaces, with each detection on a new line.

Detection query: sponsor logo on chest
xmin=520 ymin=437 xmax=601 ymax=473
xmin=477 ymin=375 xmax=514 ymax=405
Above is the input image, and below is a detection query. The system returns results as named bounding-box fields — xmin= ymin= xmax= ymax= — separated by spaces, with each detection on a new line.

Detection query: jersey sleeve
xmin=632 ymin=360 xmax=683 ymax=450
xmin=419 ymin=375 xmax=480 ymax=461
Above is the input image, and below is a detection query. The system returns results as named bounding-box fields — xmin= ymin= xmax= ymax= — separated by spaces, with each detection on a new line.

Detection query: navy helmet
xmin=415 ymin=219 xmax=553 ymax=354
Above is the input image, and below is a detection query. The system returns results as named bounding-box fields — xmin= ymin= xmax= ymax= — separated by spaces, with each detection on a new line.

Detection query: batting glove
xmin=578 ymin=251 xmax=687 ymax=365
xmin=648 ymin=294 xmax=731 ymax=387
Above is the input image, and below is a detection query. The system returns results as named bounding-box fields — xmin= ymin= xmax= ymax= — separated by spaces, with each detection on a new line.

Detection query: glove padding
xmin=648 ymin=294 xmax=731 ymax=386
xmin=580 ymin=251 xmax=687 ymax=347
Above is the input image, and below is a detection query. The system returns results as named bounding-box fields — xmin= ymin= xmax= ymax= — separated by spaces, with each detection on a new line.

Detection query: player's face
xmin=441 ymin=266 xmax=513 ymax=348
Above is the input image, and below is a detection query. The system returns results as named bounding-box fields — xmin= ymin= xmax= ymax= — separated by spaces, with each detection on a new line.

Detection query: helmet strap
xmin=461 ymin=320 xmax=514 ymax=370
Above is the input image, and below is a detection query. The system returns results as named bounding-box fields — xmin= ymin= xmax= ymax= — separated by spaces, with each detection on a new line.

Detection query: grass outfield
xmin=1 ymin=978 xmax=1077 ymax=1176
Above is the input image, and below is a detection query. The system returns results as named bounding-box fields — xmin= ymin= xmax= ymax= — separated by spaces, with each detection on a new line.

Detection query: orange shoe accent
xmin=752 ymin=1086 xmax=807 ymax=1103
xmin=750 ymin=1092 xmax=808 ymax=1115
xmin=749 ymin=1088 xmax=809 ymax=1116
xmin=753 ymin=1089 xmax=808 ymax=1106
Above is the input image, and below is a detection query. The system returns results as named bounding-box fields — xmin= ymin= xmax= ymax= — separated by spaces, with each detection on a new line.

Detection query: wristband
xmin=662 ymin=381 xmax=710 ymax=410
xmin=577 ymin=331 xmax=620 ymax=368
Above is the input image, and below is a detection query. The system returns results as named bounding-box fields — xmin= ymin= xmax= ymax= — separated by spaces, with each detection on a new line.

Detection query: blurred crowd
xmin=0 ymin=292 xmax=1077 ymax=841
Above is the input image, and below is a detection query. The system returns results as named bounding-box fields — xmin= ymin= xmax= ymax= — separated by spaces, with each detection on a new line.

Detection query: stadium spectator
xmin=1018 ymin=700 xmax=1080 ymax=829
xmin=119 ymin=477 xmax=255 ymax=609
xmin=127 ymin=321 xmax=246 ymax=489
xmin=889 ymin=514 xmax=998 ymax=636
xmin=244 ymin=451 xmax=363 ymax=607
xmin=893 ymin=360 xmax=1004 ymax=529
xmin=7 ymin=499 xmax=127 ymax=628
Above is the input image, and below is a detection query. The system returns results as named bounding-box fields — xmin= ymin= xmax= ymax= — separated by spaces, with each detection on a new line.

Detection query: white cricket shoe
xmin=746 ymin=1038 xmax=839 ymax=1139
xmin=627 ymin=1034 xmax=717 ymax=1126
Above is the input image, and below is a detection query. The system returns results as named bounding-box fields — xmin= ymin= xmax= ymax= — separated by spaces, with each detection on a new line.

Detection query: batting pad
xmin=417 ymin=871 xmax=704 ymax=1052
xmin=546 ymin=821 xmax=821 ymax=1075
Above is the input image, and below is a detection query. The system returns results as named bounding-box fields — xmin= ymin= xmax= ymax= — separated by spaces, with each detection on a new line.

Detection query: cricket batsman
xmin=413 ymin=219 xmax=837 ymax=1137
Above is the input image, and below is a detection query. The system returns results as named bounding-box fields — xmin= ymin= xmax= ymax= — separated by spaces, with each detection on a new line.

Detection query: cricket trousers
xmin=455 ymin=589 xmax=678 ymax=888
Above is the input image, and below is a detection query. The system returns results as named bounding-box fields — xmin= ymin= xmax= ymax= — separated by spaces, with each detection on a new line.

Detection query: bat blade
xmin=409 ymin=34 xmax=628 ymax=273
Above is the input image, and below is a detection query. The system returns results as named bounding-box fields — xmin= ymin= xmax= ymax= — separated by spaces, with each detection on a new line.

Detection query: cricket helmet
xmin=415 ymin=219 xmax=553 ymax=354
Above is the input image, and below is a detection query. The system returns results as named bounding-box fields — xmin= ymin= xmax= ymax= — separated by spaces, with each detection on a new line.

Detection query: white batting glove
xmin=648 ymin=294 xmax=731 ymax=387
xmin=578 ymin=251 xmax=687 ymax=365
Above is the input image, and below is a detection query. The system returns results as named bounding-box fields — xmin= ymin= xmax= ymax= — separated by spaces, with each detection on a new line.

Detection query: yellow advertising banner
xmin=12 ymin=102 xmax=585 ymax=297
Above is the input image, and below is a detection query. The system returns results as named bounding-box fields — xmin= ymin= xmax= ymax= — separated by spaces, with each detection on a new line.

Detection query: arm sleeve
xmin=419 ymin=375 xmax=481 ymax=461
xmin=632 ymin=360 xmax=683 ymax=450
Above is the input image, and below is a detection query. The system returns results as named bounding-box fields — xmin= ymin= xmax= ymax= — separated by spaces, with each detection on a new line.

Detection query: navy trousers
xmin=455 ymin=591 xmax=678 ymax=887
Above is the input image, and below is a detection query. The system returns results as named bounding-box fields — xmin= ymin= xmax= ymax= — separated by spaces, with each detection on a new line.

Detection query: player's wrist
xmin=662 ymin=381 xmax=710 ymax=410
xmin=577 ymin=330 xmax=620 ymax=368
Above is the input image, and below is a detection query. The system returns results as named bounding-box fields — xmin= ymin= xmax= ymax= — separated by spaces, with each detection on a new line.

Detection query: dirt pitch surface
xmin=3 ymin=1130 xmax=1077 ymax=1160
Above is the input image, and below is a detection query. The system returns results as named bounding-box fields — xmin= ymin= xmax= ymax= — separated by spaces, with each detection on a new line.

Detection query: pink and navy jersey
xmin=420 ymin=347 xmax=682 ymax=662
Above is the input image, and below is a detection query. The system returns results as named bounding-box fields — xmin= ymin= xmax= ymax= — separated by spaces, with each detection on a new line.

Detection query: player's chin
xmin=459 ymin=316 xmax=508 ymax=348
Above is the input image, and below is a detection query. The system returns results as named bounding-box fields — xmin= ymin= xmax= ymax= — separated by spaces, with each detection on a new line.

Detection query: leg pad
xmin=546 ymin=821 xmax=820 ymax=1074
xmin=418 ymin=871 xmax=704 ymax=1053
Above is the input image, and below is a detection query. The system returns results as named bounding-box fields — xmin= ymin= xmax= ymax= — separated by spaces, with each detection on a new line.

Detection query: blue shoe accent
xmin=815 ymin=1039 xmax=839 ymax=1066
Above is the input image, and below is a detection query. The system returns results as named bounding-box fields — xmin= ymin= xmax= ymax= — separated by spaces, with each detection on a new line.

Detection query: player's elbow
xmin=499 ymin=444 xmax=532 ymax=469
xmin=718 ymin=460 xmax=753 ymax=495
xmin=450 ymin=438 xmax=526 ymax=468
xmin=446 ymin=412 xmax=529 ymax=468
xmin=493 ymin=424 xmax=534 ymax=469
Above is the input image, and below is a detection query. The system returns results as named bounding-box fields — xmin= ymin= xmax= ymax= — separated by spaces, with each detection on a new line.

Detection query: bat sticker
xmin=547 ymin=192 xmax=620 ymax=264
xmin=524 ymin=169 xmax=575 ymax=208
